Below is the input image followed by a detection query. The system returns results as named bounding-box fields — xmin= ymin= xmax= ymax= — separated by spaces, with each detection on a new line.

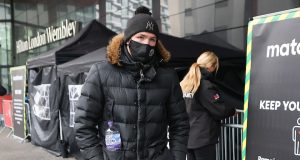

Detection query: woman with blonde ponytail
xmin=180 ymin=51 xmax=235 ymax=160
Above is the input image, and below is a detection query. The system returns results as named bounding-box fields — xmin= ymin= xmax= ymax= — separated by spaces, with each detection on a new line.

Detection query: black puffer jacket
xmin=183 ymin=68 xmax=235 ymax=149
xmin=75 ymin=34 xmax=189 ymax=160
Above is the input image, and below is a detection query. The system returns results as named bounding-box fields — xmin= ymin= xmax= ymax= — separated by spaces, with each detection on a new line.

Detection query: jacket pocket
xmin=155 ymin=147 xmax=173 ymax=160
xmin=104 ymin=99 xmax=115 ymax=121
xmin=103 ymin=147 xmax=124 ymax=160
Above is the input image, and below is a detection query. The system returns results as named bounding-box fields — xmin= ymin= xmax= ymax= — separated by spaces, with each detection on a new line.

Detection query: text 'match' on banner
xmin=243 ymin=8 xmax=300 ymax=160
xmin=10 ymin=66 xmax=27 ymax=139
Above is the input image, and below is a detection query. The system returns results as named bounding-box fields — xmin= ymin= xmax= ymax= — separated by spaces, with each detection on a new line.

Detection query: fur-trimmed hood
xmin=107 ymin=33 xmax=171 ymax=65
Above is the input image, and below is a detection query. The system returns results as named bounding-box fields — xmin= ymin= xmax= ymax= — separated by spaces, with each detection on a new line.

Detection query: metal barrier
xmin=216 ymin=109 xmax=243 ymax=160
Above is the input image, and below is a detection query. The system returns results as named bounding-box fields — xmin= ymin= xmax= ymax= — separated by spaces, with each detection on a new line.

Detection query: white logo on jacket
xmin=183 ymin=92 xmax=194 ymax=98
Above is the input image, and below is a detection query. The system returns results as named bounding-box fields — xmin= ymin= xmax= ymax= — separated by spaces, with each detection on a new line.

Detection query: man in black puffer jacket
xmin=74 ymin=6 xmax=189 ymax=160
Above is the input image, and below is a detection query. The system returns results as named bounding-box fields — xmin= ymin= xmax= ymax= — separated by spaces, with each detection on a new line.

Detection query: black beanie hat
xmin=124 ymin=6 xmax=159 ymax=42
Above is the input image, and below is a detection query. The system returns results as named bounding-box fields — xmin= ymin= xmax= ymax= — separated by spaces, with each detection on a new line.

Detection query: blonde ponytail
xmin=180 ymin=63 xmax=202 ymax=93
xmin=180 ymin=51 xmax=219 ymax=94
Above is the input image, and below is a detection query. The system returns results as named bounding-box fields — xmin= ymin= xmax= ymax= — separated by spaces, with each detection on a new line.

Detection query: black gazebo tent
xmin=27 ymin=20 xmax=116 ymax=155
xmin=57 ymin=47 xmax=107 ymax=74
xmin=56 ymin=47 xmax=107 ymax=159
xmin=160 ymin=33 xmax=245 ymax=109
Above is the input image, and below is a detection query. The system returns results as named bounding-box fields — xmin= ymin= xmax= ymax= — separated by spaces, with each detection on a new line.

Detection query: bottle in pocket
xmin=105 ymin=121 xmax=121 ymax=151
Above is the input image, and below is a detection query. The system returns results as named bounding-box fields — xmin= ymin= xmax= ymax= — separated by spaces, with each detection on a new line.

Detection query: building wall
xmin=0 ymin=0 xmax=298 ymax=92
xmin=257 ymin=0 xmax=300 ymax=16
xmin=13 ymin=0 xmax=100 ymax=66
xmin=163 ymin=0 xmax=247 ymax=50
xmin=159 ymin=0 xmax=299 ymax=52
xmin=106 ymin=0 xmax=153 ymax=33
xmin=105 ymin=0 xmax=171 ymax=34
xmin=0 ymin=0 xmax=12 ymax=90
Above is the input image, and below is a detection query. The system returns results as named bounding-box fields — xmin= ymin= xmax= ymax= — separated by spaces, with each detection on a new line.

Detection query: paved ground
xmin=0 ymin=126 xmax=76 ymax=160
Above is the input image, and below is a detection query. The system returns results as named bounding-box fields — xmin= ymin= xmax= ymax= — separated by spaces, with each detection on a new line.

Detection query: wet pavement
xmin=0 ymin=126 xmax=76 ymax=160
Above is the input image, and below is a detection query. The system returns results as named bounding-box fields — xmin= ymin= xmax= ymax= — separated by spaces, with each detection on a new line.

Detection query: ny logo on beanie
xmin=146 ymin=21 xmax=154 ymax=31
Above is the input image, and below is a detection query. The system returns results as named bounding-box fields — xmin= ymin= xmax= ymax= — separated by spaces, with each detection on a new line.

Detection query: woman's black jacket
xmin=183 ymin=69 xmax=235 ymax=149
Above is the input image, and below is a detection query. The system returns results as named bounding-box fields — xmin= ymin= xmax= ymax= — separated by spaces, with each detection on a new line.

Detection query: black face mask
xmin=128 ymin=40 xmax=155 ymax=64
